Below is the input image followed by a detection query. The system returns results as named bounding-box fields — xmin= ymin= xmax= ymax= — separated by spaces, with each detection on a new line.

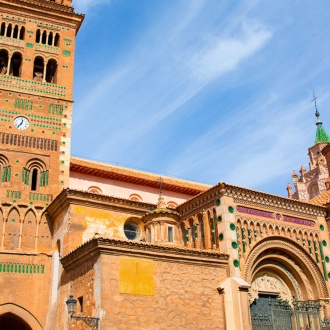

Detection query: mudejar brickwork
xmin=1 ymin=1 xmax=330 ymax=330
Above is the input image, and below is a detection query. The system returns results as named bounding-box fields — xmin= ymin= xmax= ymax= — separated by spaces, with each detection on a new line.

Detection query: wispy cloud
xmin=71 ymin=1 xmax=330 ymax=196
xmin=73 ymin=3 xmax=272 ymax=161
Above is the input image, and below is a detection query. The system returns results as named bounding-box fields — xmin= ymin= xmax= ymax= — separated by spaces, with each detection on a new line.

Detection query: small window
xmin=31 ymin=168 xmax=38 ymax=191
xmin=78 ymin=296 xmax=83 ymax=313
xmin=168 ymin=226 xmax=173 ymax=242
xmin=124 ymin=222 xmax=140 ymax=241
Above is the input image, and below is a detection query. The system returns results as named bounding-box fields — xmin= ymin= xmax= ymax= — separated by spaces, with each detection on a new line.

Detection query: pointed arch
xmin=0 ymin=303 xmax=42 ymax=330
xmin=4 ymin=207 xmax=21 ymax=250
xmin=37 ymin=212 xmax=51 ymax=252
xmin=21 ymin=209 xmax=37 ymax=250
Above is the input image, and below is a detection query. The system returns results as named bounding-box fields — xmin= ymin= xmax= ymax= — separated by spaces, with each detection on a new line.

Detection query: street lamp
xmin=66 ymin=295 xmax=99 ymax=329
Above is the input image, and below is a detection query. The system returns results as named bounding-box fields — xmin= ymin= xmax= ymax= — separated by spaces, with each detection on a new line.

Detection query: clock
xmin=14 ymin=116 xmax=29 ymax=130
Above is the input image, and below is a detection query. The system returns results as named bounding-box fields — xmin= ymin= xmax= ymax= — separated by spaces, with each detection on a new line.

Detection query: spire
xmin=312 ymin=94 xmax=330 ymax=145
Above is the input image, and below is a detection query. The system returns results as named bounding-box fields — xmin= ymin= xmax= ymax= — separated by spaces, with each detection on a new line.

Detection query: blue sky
xmin=70 ymin=0 xmax=330 ymax=197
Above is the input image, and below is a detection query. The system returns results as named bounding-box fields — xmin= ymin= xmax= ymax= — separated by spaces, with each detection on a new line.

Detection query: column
xmin=160 ymin=221 xmax=165 ymax=241
xmin=6 ymin=54 xmax=12 ymax=75
xmin=43 ymin=61 xmax=47 ymax=82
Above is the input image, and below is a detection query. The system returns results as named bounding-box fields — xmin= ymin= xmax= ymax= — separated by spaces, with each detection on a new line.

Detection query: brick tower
xmin=0 ymin=0 xmax=83 ymax=328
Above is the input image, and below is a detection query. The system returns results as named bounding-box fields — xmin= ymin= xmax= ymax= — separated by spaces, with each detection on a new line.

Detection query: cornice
xmin=2 ymin=0 xmax=74 ymax=14
xmin=0 ymin=0 xmax=84 ymax=32
xmin=178 ymin=182 xmax=326 ymax=218
xmin=61 ymin=237 xmax=229 ymax=271
xmin=46 ymin=188 xmax=156 ymax=220
xmin=70 ymin=156 xmax=210 ymax=196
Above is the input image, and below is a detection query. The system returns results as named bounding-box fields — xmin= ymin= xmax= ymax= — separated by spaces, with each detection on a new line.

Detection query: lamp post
xmin=66 ymin=295 xmax=99 ymax=329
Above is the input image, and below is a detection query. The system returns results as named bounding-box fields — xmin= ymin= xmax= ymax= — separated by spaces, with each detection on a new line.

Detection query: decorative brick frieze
xmin=0 ymin=76 xmax=67 ymax=98
xmin=237 ymin=205 xmax=274 ymax=219
xmin=0 ymin=262 xmax=44 ymax=274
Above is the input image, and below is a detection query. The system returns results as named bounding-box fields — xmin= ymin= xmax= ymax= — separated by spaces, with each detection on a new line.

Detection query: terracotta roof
xmin=309 ymin=190 xmax=330 ymax=206
xmin=70 ymin=157 xmax=211 ymax=196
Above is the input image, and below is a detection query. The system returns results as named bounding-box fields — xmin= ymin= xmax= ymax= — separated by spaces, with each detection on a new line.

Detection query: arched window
xmin=31 ymin=168 xmax=38 ymax=191
xmin=23 ymin=159 xmax=48 ymax=191
xmin=167 ymin=201 xmax=178 ymax=209
xmin=88 ymin=186 xmax=102 ymax=194
xmin=129 ymin=194 xmax=142 ymax=202
xmin=48 ymin=32 xmax=53 ymax=45
xmin=6 ymin=24 xmax=12 ymax=37
xmin=0 ymin=50 xmax=8 ymax=75
xmin=33 ymin=56 xmax=44 ymax=81
xmin=19 ymin=26 xmax=25 ymax=40
xmin=54 ymin=33 xmax=60 ymax=47
xmin=0 ymin=23 xmax=5 ymax=36
xmin=0 ymin=155 xmax=10 ymax=183
xmin=13 ymin=25 xmax=19 ymax=39
xmin=36 ymin=29 xmax=41 ymax=43
xmin=9 ymin=52 xmax=22 ymax=77
xmin=46 ymin=59 xmax=57 ymax=83
xmin=41 ymin=30 xmax=47 ymax=44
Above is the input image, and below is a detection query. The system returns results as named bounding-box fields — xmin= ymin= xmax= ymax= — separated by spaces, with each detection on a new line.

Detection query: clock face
xmin=14 ymin=116 xmax=29 ymax=130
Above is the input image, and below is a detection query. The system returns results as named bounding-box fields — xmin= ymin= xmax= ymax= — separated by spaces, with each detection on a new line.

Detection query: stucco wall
xmin=69 ymin=172 xmax=193 ymax=206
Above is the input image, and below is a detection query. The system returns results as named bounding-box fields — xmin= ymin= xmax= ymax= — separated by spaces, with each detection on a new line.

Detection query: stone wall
xmin=99 ymin=254 xmax=226 ymax=329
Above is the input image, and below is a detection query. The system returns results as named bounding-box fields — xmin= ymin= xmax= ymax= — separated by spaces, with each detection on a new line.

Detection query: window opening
xmin=46 ymin=59 xmax=57 ymax=83
xmin=124 ymin=222 xmax=140 ymax=240
xmin=168 ymin=226 xmax=173 ymax=242
xmin=36 ymin=29 xmax=41 ymax=43
xmin=0 ymin=23 xmax=5 ymax=36
xmin=0 ymin=50 xmax=8 ymax=75
xmin=33 ymin=57 xmax=44 ymax=81
xmin=41 ymin=30 xmax=47 ymax=44
xmin=48 ymin=32 xmax=53 ymax=46
xmin=6 ymin=24 xmax=12 ymax=38
xmin=19 ymin=26 xmax=25 ymax=40
xmin=9 ymin=52 xmax=22 ymax=77
xmin=31 ymin=168 xmax=38 ymax=191
xmin=78 ymin=296 xmax=84 ymax=313
xmin=54 ymin=33 xmax=60 ymax=46
xmin=13 ymin=25 xmax=19 ymax=39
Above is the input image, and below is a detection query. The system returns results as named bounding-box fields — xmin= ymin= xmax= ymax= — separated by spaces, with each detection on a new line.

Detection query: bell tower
xmin=0 ymin=0 xmax=83 ymax=328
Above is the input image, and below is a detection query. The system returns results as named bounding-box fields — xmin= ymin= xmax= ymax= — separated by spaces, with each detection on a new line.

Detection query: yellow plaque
xmin=119 ymin=257 xmax=154 ymax=296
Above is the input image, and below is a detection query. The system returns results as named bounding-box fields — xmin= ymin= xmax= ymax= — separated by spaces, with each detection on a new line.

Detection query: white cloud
xmin=189 ymin=20 xmax=272 ymax=81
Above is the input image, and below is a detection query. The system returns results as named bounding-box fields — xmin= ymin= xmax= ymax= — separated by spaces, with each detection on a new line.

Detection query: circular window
xmin=124 ymin=222 xmax=140 ymax=240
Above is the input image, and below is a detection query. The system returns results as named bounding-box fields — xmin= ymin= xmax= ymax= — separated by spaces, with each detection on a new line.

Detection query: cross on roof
xmin=311 ymin=93 xmax=319 ymax=115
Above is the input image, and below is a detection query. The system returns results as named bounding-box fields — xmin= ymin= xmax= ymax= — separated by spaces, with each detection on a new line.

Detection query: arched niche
xmin=0 ymin=303 xmax=42 ymax=330
xmin=37 ymin=213 xmax=52 ymax=252
xmin=4 ymin=208 xmax=21 ymax=250
xmin=21 ymin=210 xmax=37 ymax=250
xmin=244 ymin=237 xmax=329 ymax=302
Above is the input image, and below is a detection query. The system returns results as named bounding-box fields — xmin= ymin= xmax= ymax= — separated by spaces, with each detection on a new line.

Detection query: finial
xmin=312 ymin=93 xmax=322 ymax=125
xmin=157 ymin=176 xmax=164 ymax=195
xmin=157 ymin=177 xmax=166 ymax=208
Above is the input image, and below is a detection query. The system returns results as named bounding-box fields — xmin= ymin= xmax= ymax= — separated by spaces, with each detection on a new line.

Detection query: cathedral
xmin=1 ymin=1 xmax=330 ymax=329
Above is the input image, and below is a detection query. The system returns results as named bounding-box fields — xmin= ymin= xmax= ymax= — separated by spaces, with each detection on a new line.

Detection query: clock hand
xmin=17 ymin=119 xmax=24 ymax=128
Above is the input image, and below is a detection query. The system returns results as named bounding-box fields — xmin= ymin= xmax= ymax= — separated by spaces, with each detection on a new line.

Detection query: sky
xmin=70 ymin=0 xmax=330 ymax=197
